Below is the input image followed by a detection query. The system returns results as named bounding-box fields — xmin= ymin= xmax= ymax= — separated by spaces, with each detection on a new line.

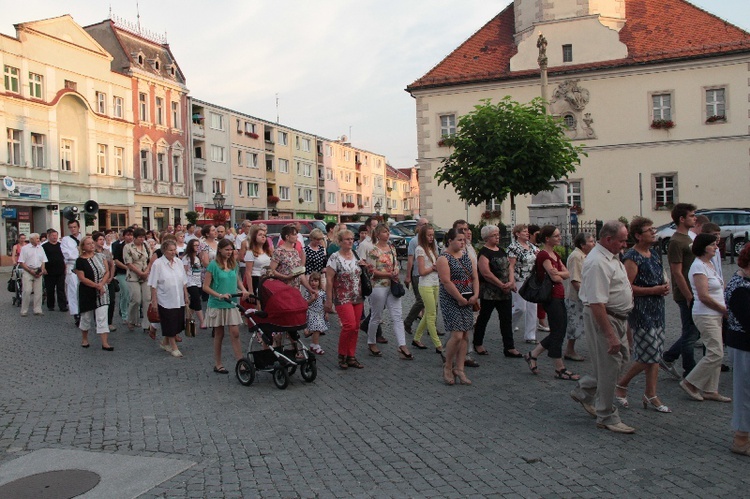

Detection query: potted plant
xmin=298 ymin=197 xmax=305 ymax=204
xmin=570 ymin=205 xmax=583 ymax=215
xmin=185 ymin=211 xmax=199 ymax=225
xmin=650 ymin=119 xmax=675 ymax=130
xmin=267 ymin=195 xmax=280 ymax=205
xmin=438 ymin=136 xmax=455 ymax=147
xmin=706 ymin=115 xmax=726 ymax=123
xmin=246 ymin=132 xmax=260 ymax=139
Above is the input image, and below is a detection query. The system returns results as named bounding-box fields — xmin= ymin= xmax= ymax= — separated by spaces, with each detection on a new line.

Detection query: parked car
xmin=392 ymin=220 xmax=447 ymax=246
xmin=655 ymin=208 xmax=750 ymax=255
xmin=251 ymin=219 xmax=326 ymax=237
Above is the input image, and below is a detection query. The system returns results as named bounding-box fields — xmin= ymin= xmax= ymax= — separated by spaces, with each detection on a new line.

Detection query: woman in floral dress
xmin=269 ymin=224 xmax=305 ymax=288
xmin=508 ymin=224 xmax=540 ymax=344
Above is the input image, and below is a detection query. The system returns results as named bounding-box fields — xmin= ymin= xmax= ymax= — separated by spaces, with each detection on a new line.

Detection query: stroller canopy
xmin=256 ymin=279 xmax=308 ymax=330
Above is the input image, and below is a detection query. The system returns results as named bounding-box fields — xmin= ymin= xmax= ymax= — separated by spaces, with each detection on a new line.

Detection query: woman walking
xmin=203 ymin=239 xmax=250 ymax=374
xmin=411 ymin=225 xmax=443 ymax=353
xmin=679 ymin=234 xmax=731 ymax=402
xmin=325 ymin=229 xmax=369 ymax=369
xmin=365 ymin=224 xmax=411 ymax=360
xmin=508 ymin=225 xmax=539 ymax=344
xmin=614 ymin=218 xmax=672 ymax=412
xmin=149 ymin=239 xmax=189 ymax=357
xmin=75 ymin=236 xmax=112 ymax=350
xmin=437 ymin=228 xmax=478 ymax=385
xmin=523 ymin=225 xmax=580 ymax=381
xmin=474 ymin=225 xmax=521 ymax=357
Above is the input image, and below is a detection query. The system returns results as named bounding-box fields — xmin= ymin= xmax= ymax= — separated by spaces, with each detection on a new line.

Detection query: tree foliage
xmin=435 ymin=97 xmax=586 ymax=207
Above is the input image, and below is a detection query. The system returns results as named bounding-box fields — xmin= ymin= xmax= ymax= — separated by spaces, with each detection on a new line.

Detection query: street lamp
xmin=270 ymin=208 xmax=279 ymax=218
xmin=213 ymin=191 xmax=225 ymax=210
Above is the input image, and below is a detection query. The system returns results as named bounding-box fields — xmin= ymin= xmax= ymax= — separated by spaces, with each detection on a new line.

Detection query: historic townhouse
xmin=230 ymin=112 xmax=266 ymax=221
xmin=407 ymin=0 xmax=750 ymax=228
xmin=1 ymin=15 xmax=135 ymax=264
xmin=399 ymin=167 xmax=420 ymax=218
xmin=292 ymin=130 xmax=318 ymax=219
xmin=317 ymin=139 xmax=339 ymax=223
xmin=86 ymin=18 xmax=189 ymax=231
xmin=385 ymin=164 xmax=411 ymax=219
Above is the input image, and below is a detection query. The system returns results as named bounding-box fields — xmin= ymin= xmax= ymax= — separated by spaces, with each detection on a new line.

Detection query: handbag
xmin=7 ymin=278 xmax=15 ymax=293
xmin=456 ymin=255 xmax=480 ymax=311
xmin=518 ymin=272 xmax=553 ymax=304
xmin=147 ymin=303 xmax=161 ymax=323
xmin=185 ymin=306 xmax=196 ymax=337
xmin=390 ymin=279 xmax=406 ymax=298
xmin=352 ymin=252 xmax=372 ymax=297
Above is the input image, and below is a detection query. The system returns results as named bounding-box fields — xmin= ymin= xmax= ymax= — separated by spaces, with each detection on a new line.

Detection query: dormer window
xmin=137 ymin=54 xmax=144 ymax=65
xmin=154 ymin=60 xmax=160 ymax=70
xmin=168 ymin=64 xmax=176 ymax=77
xmin=562 ymin=44 xmax=573 ymax=63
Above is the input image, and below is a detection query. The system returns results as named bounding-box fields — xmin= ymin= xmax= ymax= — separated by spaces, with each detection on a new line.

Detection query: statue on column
xmin=537 ymin=33 xmax=548 ymax=68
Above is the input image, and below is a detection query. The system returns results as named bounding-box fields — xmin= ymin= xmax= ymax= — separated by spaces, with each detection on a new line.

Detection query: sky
xmin=2 ymin=0 xmax=750 ymax=169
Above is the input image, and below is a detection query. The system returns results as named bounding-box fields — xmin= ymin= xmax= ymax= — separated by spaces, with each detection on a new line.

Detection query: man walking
xmin=660 ymin=203 xmax=700 ymax=379
xmin=571 ymin=220 xmax=635 ymax=434
xmin=42 ymin=229 xmax=67 ymax=311
xmin=111 ymin=228 xmax=133 ymax=323
xmin=404 ymin=218 xmax=428 ymax=334
xmin=61 ymin=219 xmax=82 ymax=325
xmin=18 ymin=233 xmax=47 ymax=317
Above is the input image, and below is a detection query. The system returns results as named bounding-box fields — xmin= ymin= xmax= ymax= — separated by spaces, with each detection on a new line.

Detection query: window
xmin=278 ymin=158 xmax=289 ymax=173
xmin=31 ymin=133 xmax=44 ymax=168
xmin=210 ymin=112 xmax=224 ymax=130
xmin=345 ymin=172 xmax=352 ymax=183
xmin=296 ymin=161 xmax=302 ymax=175
xmin=247 ymin=152 xmax=258 ymax=168
xmin=403 ymin=200 xmax=409 ymax=210
xmin=96 ymin=144 xmax=108 ymax=174
xmin=440 ymin=114 xmax=456 ymax=137
xmin=139 ymin=93 xmax=148 ymax=121
xmin=364 ymin=197 xmax=370 ymax=208
xmin=155 ymin=97 xmax=164 ymax=125
xmin=304 ymin=163 xmax=313 ymax=177
xmin=563 ymin=114 xmax=576 ymax=130
xmin=244 ymin=122 xmax=255 ymax=134
xmin=172 ymin=153 xmax=182 ymax=182
xmin=562 ymin=44 xmax=573 ymax=63
xmin=6 ymin=128 xmax=21 ymax=165
xmin=652 ymin=93 xmax=672 ymax=121
xmin=279 ymin=186 xmax=290 ymax=200
xmin=96 ymin=92 xmax=107 ymax=114
xmin=210 ymin=145 xmax=225 ymax=163
xmin=114 ymin=147 xmax=124 ymax=176
xmin=238 ymin=181 xmax=244 ymax=197
xmin=278 ymin=131 xmax=288 ymax=145
xmin=300 ymin=137 xmax=311 ymax=152
xmin=705 ymin=88 xmax=726 ymax=120
xmin=266 ymin=156 xmax=274 ymax=172
xmin=60 ymin=139 xmax=74 ymax=171
xmin=303 ymin=189 xmax=313 ymax=202
xmin=140 ymin=150 xmax=151 ymax=178
xmin=653 ymin=174 xmax=677 ymax=208
xmin=344 ymin=150 xmax=350 ymax=161
xmin=247 ymin=182 xmax=259 ymax=198
xmin=195 ymin=179 xmax=204 ymax=193
xmin=212 ymin=179 xmax=226 ymax=194
xmin=326 ymin=145 xmax=333 ymax=157
xmin=567 ymin=181 xmax=582 ymax=208
xmin=237 ymin=149 xmax=243 ymax=167
xmin=29 ymin=73 xmax=43 ymax=99
xmin=346 ymin=194 xmax=353 ymax=204
xmin=363 ymin=176 xmax=369 ymax=186
xmin=264 ymin=128 xmax=274 ymax=142
xmin=157 ymin=152 xmax=166 ymax=180
xmin=326 ymin=168 xmax=333 ymax=180
xmin=327 ymin=192 xmax=336 ymax=204
xmin=376 ymin=177 xmax=383 ymax=188
xmin=3 ymin=66 xmax=20 ymax=93
xmin=113 ymin=96 xmax=123 ymax=118
xmin=171 ymin=101 xmax=181 ymax=128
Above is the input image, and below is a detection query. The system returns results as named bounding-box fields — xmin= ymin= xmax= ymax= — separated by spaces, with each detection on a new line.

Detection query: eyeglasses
xmin=640 ymin=227 xmax=657 ymax=234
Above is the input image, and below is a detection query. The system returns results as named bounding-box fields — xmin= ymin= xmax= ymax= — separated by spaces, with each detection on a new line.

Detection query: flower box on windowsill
xmin=650 ymin=119 xmax=675 ymax=130
xmin=705 ymin=115 xmax=726 ymax=124
xmin=654 ymin=203 xmax=674 ymax=211
xmin=267 ymin=195 xmax=280 ymax=205
xmin=437 ymin=137 xmax=455 ymax=147
xmin=245 ymin=132 xmax=260 ymax=139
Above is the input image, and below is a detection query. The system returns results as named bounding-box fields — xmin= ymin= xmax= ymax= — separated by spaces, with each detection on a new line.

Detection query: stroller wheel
xmin=272 ymin=365 xmax=290 ymax=390
xmin=235 ymin=357 xmax=255 ymax=386
xmin=288 ymin=364 xmax=297 ymax=376
xmin=300 ymin=359 xmax=317 ymax=383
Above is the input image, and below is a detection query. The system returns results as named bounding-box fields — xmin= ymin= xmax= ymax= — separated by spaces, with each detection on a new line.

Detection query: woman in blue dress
xmin=615 ymin=217 xmax=672 ymax=413
xmin=437 ymin=228 xmax=479 ymax=386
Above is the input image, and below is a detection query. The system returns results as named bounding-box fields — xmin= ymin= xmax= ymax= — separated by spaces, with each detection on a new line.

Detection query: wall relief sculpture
xmin=550 ymin=79 xmax=596 ymax=140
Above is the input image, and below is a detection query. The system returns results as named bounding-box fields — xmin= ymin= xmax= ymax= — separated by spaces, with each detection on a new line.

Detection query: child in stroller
xmin=233 ymin=277 xmax=317 ymax=389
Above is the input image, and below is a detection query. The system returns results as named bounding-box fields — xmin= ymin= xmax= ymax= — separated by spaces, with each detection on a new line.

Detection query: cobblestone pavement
xmin=0 ymin=260 xmax=748 ymax=497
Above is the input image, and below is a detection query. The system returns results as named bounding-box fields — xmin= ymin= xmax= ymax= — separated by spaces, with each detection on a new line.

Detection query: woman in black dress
xmin=75 ymin=236 xmax=112 ymax=351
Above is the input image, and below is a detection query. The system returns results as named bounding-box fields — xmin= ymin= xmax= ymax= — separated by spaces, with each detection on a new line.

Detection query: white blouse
xmin=245 ymin=251 xmax=272 ymax=277
xmin=148 ymin=256 xmax=187 ymax=309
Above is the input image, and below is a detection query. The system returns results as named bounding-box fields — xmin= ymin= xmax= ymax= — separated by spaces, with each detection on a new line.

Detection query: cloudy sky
xmin=3 ymin=1 xmax=749 ymax=168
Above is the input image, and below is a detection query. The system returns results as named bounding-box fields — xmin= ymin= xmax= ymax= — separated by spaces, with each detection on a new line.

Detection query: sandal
xmin=310 ymin=345 xmax=325 ymax=355
xmin=398 ymin=347 xmax=414 ymax=360
xmin=475 ymin=346 xmax=489 ymax=355
xmin=615 ymin=384 xmax=629 ymax=408
xmin=411 ymin=340 xmax=427 ymax=349
xmin=524 ymin=353 xmax=538 ymax=375
xmin=337 ymin=354 xmax=349 ymax=370
xmin=213 ymin=366 xmax=228 ymax=374
xmin=347 ymin=356 xmax=364 ymax=369
xmin=368 ymin=346 xmax=383 ymax=357
xmin=443 ymin=369 xmax=455 ymax=385
xmin=452 ymin=369 xmax=472 ymax=385
xmin=554 ymin=368 xmax=580 ymax=381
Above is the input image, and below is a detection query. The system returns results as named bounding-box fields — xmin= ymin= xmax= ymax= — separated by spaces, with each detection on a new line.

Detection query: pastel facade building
xmin=1 ymin=15 xmax=135 ymax=264
xmin=230 ymin=112 xmax=266 ymax=221
xmin=407 ymin=0 xmax=750 ymax=228
xmin=85 ymin=18 xmax=189 ymax=231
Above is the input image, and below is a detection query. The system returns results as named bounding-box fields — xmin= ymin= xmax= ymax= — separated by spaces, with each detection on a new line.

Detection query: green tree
xmin=436 ymin=97 xmax=586 ymax=219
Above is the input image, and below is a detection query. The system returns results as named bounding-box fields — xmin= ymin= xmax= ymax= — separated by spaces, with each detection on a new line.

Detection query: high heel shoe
xmin=615 ymin=384 xmax=629 ymax=408
xmin=642 ymin=394 xmax=672 ymax=413
xmin=398 ymin=347 xmax=414 ymax=360
xmin=411 ymin=340 xmax=427 ymax=350
xmin=443 ymin=368 xmax=455 ymax=385
xmin=452 ymin=369 xmax=472 ymax=385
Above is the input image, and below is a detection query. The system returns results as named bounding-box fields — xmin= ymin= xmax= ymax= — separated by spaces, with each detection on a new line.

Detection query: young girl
xmin=303 ymin=271 xmax=328 ymax=355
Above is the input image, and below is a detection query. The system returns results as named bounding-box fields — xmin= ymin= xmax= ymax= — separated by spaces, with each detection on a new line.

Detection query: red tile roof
xmin=386 ymin=164 xmax=410 ymax=181
xmin=407 ymin=0 xmax=750 ymax=92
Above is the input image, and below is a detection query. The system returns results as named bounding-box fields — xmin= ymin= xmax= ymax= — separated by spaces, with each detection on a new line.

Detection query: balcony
xmin=355 ymin=162 xmax=362 ymax=171
xmin=193 ymin=158 xmax=206 ymax=173
xmin=264 ymin=141 xmax=275 ymax=153
xmin=192 ymin=123 xmax=205 ymax=138
xmin=318 ymin=178 xmax=325 ymax=188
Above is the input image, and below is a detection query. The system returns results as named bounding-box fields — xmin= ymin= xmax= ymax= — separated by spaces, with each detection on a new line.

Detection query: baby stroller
xmin=9 ymin=264 xmax=22 ymax=307
xmin=232 ymin=278 xmax=317 ymax=389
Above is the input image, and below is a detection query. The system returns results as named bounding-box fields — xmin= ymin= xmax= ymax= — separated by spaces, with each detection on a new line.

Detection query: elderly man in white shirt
xmin=18 ymin=232 xmax=48 ymax=316
xmin=61 ymin=219 xmax=82 ymax=323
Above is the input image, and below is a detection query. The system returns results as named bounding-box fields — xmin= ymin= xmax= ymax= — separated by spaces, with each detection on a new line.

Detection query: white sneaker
xmin=537 ymin=323 xmax=550 ymax=332
xmin=171 ymin=349 xmax=183 ymax=358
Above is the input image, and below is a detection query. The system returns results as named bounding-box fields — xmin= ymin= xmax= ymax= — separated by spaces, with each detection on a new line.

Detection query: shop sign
xmin=1 ymin=208 xmax=16 ymax=219
xmin=8 ymin=183 xmax=49 ymax=199
xmin=154 ymin=211 xmax=165 ymax=218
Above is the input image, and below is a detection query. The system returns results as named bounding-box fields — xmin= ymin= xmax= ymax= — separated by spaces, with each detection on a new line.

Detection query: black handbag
xmin=390 ymin=280 xmax=406 ymax=298
xmin=7 ymin=278 xmax=15 ymax=293
xmin=352 ymin=252 xmax=372 ymax=297
xmin=518 ymin=272 xmax=553 ymax=304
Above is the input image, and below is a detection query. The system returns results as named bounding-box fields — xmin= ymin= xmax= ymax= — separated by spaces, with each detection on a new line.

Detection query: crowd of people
xmin=9 ymin=202 xmax=750 ymax=456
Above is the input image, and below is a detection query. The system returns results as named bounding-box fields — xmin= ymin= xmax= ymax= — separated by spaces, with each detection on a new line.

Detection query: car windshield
xmin=390 ymin=225 xmax=414 ymax=236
